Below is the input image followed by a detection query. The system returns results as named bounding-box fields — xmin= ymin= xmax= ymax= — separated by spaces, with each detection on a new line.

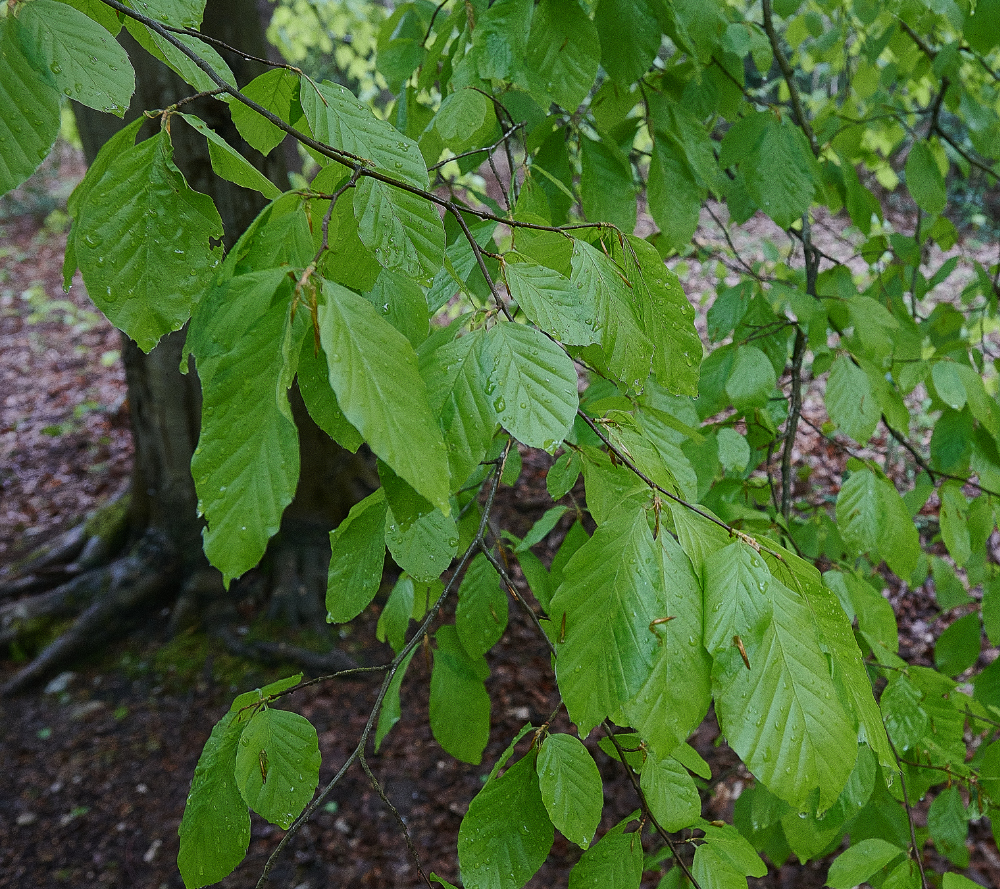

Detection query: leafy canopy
xmin=5 ymin=0 xmax=1000 ymax=886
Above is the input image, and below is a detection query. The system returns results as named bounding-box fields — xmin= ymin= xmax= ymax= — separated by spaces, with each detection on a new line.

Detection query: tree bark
xmin=69 ymin=2 xmax=365 ymax=612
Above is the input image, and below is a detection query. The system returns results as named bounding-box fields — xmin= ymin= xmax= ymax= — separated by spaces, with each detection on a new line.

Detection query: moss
xmin=83 ymin=492 xmax=130 ymax=547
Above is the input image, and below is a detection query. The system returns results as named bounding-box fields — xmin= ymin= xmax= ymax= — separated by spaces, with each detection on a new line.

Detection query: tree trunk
xmin=2 ymin=0 xmax=368 ymax=694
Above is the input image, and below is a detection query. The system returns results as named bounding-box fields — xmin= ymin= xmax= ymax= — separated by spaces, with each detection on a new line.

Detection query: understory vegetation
xmin=2 ymin=0 xmax=1000 ymax=887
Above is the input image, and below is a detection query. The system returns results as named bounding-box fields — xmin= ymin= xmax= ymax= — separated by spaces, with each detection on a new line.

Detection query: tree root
xmin=1 ymin=531 xmax=179 ymax=697
xmin=215 ymin=626 xmax=357 ymax=675
xmin=0 ymin=487 xmax=131 ymax=601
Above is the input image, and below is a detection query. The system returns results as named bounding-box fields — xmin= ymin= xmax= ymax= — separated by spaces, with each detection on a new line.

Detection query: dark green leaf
xmin=567 ymin=816 xmax=643 ymax=889
xmin=457 ymin=554 xmax=508 ymax=659
xmin=526 ymin=0 xmax=600 ymax=111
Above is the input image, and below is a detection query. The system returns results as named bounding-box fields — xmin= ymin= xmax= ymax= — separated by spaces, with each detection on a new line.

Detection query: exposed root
xmin=1 ymin=531 xmax=179 ymax=697
xmin=216 ymin=626 xmax=357 ymax=675
xmin=0 ymin=488 xmax=131 ymax=601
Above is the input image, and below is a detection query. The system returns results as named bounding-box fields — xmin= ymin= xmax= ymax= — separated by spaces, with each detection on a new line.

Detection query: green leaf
xmin=935 ymin=613 xmax=981 ymax=677
xmin=835 ymin=468 xmax=920 ymax=579
xmin=691 ymin=822 xmax=767 ymax=889
xmin=483 ymin=322 xmax=579 ymax=452
xmin=622 ymin=527 xmax=712 ymax=758
xmin=75 ymin=131 xmax=224 ymax=352
xmin=0 ymin=20 xmax=62 ymax=196
xmin=230 ymin=673 xmax=302 ymax=712
xmin=720 ymin=112 xmax=819 ymax=228
xmin=420 ymin=328 xmax=498 ymax=486
xmin=939 ymin=482 xmax=972 ymax=567
xmin=318 ymin=280 xmax=451 ymax=513
xmin=325 ymin=490 xmax=387 ymax=624
xmin=567 ymin=816 xmax=644 ymax=889
xmin=503 ymin=255 xmax=596 ymax=346
xmin=647 ymin=137 xmax=703 ymax=252
xmin=457 ymin=554 xmax=508 ymax=659
xmin=826 ymin=837 xmax=905 ymax=888
xmin=177 ymin=711 xmax=250 ymax=888
xmin=640 ymin=755 xmax=701 ymax=831
xmin=430 ymin=625 xmax=490 ymax=764
xmin=579 ymin=136 xmax=637 ymax=232
xmin=826 ymin=355 xmax=879 ymax=444
xmin=385 ymin=500 xmax=457 ymax=583
xmin=714 ymin=570 xmax=858 ymax=811
xmin=928 ymin=785 xmax=969 ymax=867
xmin=234 ymin=707 xmax=320 ymax=830
xmin=231 ymin=67 xmax=305 ymax=157
xmin=135 ymin=0 xmax=205 ymax=27
xmin=302 ymin=80 xmax=428 ymax=187
xmin=703 ymin=542 xmax=773 ymax=662
xmin=570 ymin=240 xmax=654 ymax=391
xmin=615 ymin=236 xmax=700 ymax=397
xmin=458 ymin=751 xmax=553 ymax=889
xmin=297 ymin=337 xmax=364 ymax=452
xmin=594 ymin=0 xmax=662 ymax=85
xmin=190 ymin=273 xmax=300 ymax=584
xmin=881 ymin=675 xmax=929 ymax=751
xmin=725 ymin=345 xmax=776 ymax=410
xmin=377 ymin=575 xmax=416 ymax=653
xmin=526 ymin=0 xmax=600 ymax=111
xmin=178 ymin=113 xmax=281 ymax=199
xmin=376 ymin=648 xmax=417 ymax=752
xmin=932 ymin=361 xmax=967 ymax=411
xmin=354 ymin=174 xmax=445 ymax=284
xmin=547 ymin=451 xmax=582 ymax=500
xmin=906 ymin=141 xmax=947 ymax=215
xmin=125 ymin=20 xmax=234 ymax=95
xmin=16 ymin=0 xmax=133 ymax=115
xmin=551 ymin=505 xmax=661 ymax=736
xmin=537 ymin=733 xmax=603 ymax=848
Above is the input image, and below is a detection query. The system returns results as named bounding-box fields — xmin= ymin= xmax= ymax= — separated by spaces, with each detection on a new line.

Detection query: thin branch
xmin=359 ymin=752 xmax=432 ymax=888
xmin=762 ymin=0 xmax=818 ymax=156
xmin=428 ymin=123 xmax=525 ymax=172
xmin=602 ymin=729 xmax=703 ymax=889
xmin=781 ymin=327 xmax=807 ymax=520
xmin=886 ymin=734 xmax=931 ymax=889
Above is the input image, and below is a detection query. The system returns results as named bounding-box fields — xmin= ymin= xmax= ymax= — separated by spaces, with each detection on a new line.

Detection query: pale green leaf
xmin=234 ymin=708 xmax=320 ymax=830
xmin=570 ymin=240 xmax=653 ymax=391
xmin=483 ymin=322 xmax=578 ymax=452
xmin=75 ymin=131 xmax=224 ymax=352
xmin=526 ymin=0 xmax=600 ymax=111
xmin=935 ymin=613 xmax=981 ymax=677
xmin=0 ymin=20 xmax=62 ymax=196
xmin=624 ymin=237 xmax=700 ymax=396
xmin=537 ymin=733 xmax=603 ymax=848
xmin=640 ymin=755 xmax=701 ymax=831
xmin=503 ymin=255 xmax=596 ymax=345
xmin=135 ymin=0 xmax=205 ymax=26
xmin=458 ymin=752 xmax=553 ymax=889
xmin=302 ymin=80 xmax=428 ymax=187
xmin=567 ymin=817 xmax=643 ymax=889
xmin=551 ymin=506 xmax=661 ymax=736
xmin=940 ymin=482 xmax=972 ymax=567
xmin=318 ymin=280 xmax=450 ymax=512
xmin=457 ymin=554 xmax=508 ymax=659
xmin=623 ymin=531 xmax=711 ymax=758
xmin=326 ymin=490 xmax=387 ymax=623
xmin=177 ymin=712 xmax=251 ymax=888
xmin=125 ymin=19 xmax=234 ymax=95
xmin=354 ymin=175 xmax=445 ymax=284
xmin=714 ymin=573 xmax=858 ymax=810
xmin=431 ymin=626 xmax=490 ymax=764
xmin=16 ymin=0 xmax=133 ymax=115
xmin=385 ymin=501 xmax=457 ymax=583
xmin=827 ymin=355 xmax=879 ymax=444
xmin=703 ymin=542 xmax=773 ymax=662
xmin=179 ymin=113 xmax=281 ymax=199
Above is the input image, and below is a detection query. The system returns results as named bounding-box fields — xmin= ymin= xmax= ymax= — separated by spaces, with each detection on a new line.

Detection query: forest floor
xmin=1 ymin=146 xmax=999 ymax=889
